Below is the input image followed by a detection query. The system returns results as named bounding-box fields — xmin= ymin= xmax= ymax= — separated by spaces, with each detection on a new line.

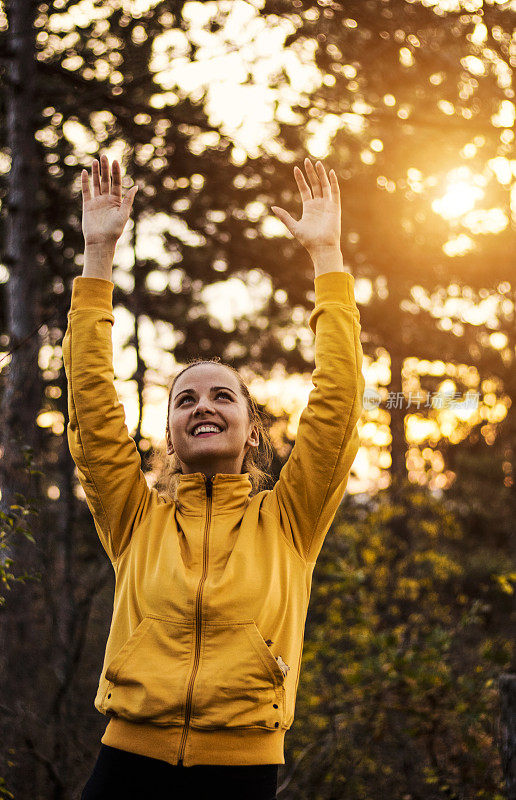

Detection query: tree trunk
xmin=0 ymin=0 xmax=42 ymax=711
xmin=510 ymin=288 xmax=516 ymax=496
xmin=0 ymin=1 xmax=45 ymax=793
xmin=128 ymin=210 xmax=146 ymax=452
xmin=0 ymin=0 xmax=42 ymax=538
xmin=389 ymin=347 xmax=407 ymax=483
xmin=500 ymin=673 xmax=516 ymax=799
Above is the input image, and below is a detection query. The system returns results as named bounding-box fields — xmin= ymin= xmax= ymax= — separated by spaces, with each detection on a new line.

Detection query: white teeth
xmin=192 ymin=424 xmax=222 ymax=436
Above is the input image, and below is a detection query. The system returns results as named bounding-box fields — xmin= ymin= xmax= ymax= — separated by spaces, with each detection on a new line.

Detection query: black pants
xmin=81 ymin=744 xmax=279 ymax=800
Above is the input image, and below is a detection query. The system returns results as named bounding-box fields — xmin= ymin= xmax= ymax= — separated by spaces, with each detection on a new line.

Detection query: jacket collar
xmin=176 ymin=472 xmax=253 ymax=515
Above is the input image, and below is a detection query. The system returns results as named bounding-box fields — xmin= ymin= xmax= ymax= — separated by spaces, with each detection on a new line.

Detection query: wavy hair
xmin=149 ymin=358 xmax=274 ymax=505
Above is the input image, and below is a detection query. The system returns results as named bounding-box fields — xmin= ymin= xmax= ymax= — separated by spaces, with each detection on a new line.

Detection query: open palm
xmin=271 ymin=158 xmax=341 ymax=254
xmin=81 ymin=154 xmax=138 ymax=245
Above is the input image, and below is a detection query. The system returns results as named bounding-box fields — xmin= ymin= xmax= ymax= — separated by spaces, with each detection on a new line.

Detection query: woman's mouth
xmin=191 ymin=423 xmax=224 ymax=438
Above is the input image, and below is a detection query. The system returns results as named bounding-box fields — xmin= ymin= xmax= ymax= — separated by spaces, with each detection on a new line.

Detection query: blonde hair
xmin=149 ymin=358 xmax=274 ymax=504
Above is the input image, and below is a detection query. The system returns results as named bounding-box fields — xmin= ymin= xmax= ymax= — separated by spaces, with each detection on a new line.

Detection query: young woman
xmin=63 ymin=154 xmax=364 ymax=799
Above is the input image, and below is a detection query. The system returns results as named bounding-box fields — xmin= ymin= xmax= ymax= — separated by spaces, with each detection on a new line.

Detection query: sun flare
xmin=432 ymin=171 xmax=484 ymax=220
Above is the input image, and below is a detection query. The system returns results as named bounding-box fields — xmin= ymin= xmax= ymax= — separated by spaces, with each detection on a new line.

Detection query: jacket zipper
xmin=177 ymin=475 xmax=213 ymax=765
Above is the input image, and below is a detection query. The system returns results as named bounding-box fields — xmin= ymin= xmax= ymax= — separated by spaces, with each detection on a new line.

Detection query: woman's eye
xmin=177 ymin=392 xmax=231 ymax=405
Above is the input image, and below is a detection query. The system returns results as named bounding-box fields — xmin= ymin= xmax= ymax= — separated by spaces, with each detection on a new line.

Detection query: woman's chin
xmin=183 ymin=442 xmax=233 ymax=462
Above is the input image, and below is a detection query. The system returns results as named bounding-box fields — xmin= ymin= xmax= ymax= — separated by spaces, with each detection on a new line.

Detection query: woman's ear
xmin=247 ymin=424 xmax=260 ymax=448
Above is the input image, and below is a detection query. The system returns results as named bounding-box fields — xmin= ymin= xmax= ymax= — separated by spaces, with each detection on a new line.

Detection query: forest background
xmin=0 ymin=0 xmax=515 ymax=798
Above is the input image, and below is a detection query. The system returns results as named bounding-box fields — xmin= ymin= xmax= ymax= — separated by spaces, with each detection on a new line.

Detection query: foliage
xmin=285 ymin=481 xmax=512 ymax=799
xmin=0 ymin=446 xmax=42 ymax=606
xmin=0 ymin=776 xmax=14 ymax=800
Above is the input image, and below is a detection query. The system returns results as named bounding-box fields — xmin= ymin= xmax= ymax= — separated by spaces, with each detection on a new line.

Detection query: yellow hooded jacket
xmin=62 ymin=269 xmax=364 ymax=767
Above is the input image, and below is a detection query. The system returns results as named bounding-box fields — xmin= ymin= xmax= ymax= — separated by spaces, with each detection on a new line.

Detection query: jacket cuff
xmin=314 ymin=270 xmax=355 ymax=307
xmin=70 ymin=276 xmax=114 ymax=313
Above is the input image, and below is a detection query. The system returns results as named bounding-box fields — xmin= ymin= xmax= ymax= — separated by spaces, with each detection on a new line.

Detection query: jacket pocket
xmin=101 ymin=615 xmax=193 ymax=725
xmin=190 ymin=621 xmax=286 ymax=730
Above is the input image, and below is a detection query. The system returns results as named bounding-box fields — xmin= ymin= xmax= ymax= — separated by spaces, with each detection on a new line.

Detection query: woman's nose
xmin=193 ymin=398 xmax=215 ymax=415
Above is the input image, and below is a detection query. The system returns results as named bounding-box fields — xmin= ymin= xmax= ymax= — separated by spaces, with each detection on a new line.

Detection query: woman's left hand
xmin=271 ymin=158 xmax=341 ymax=255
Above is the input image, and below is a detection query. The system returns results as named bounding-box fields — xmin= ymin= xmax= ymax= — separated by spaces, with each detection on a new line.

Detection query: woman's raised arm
xmin=62 ymin=156 xmax=151 ymax=564
xmin=265 ymin=159 xmax=364 ymax=563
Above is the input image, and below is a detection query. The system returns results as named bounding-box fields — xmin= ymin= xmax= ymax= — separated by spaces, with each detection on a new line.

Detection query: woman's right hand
xmin=81 ymin=154 xmax=139 ymax=246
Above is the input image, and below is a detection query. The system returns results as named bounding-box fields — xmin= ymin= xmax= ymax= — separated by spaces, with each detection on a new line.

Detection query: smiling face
xmin=166 ymin=363 xmax=260 ymax=479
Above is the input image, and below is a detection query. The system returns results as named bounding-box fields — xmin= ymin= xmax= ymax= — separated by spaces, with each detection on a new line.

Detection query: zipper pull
xmin=276 ymin=655 xmax=290 ymax=677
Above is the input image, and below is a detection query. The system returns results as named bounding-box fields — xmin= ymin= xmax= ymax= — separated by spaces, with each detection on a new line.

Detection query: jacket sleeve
xmin=62 ymin=276 xmax=153 ymax=564
xmin=262 ymin=270 xmax=364 ymax=564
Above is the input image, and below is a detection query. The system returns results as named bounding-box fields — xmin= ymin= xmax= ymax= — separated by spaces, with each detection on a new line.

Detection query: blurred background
xmin=0 ymin=0 xmax=515 ymax=797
